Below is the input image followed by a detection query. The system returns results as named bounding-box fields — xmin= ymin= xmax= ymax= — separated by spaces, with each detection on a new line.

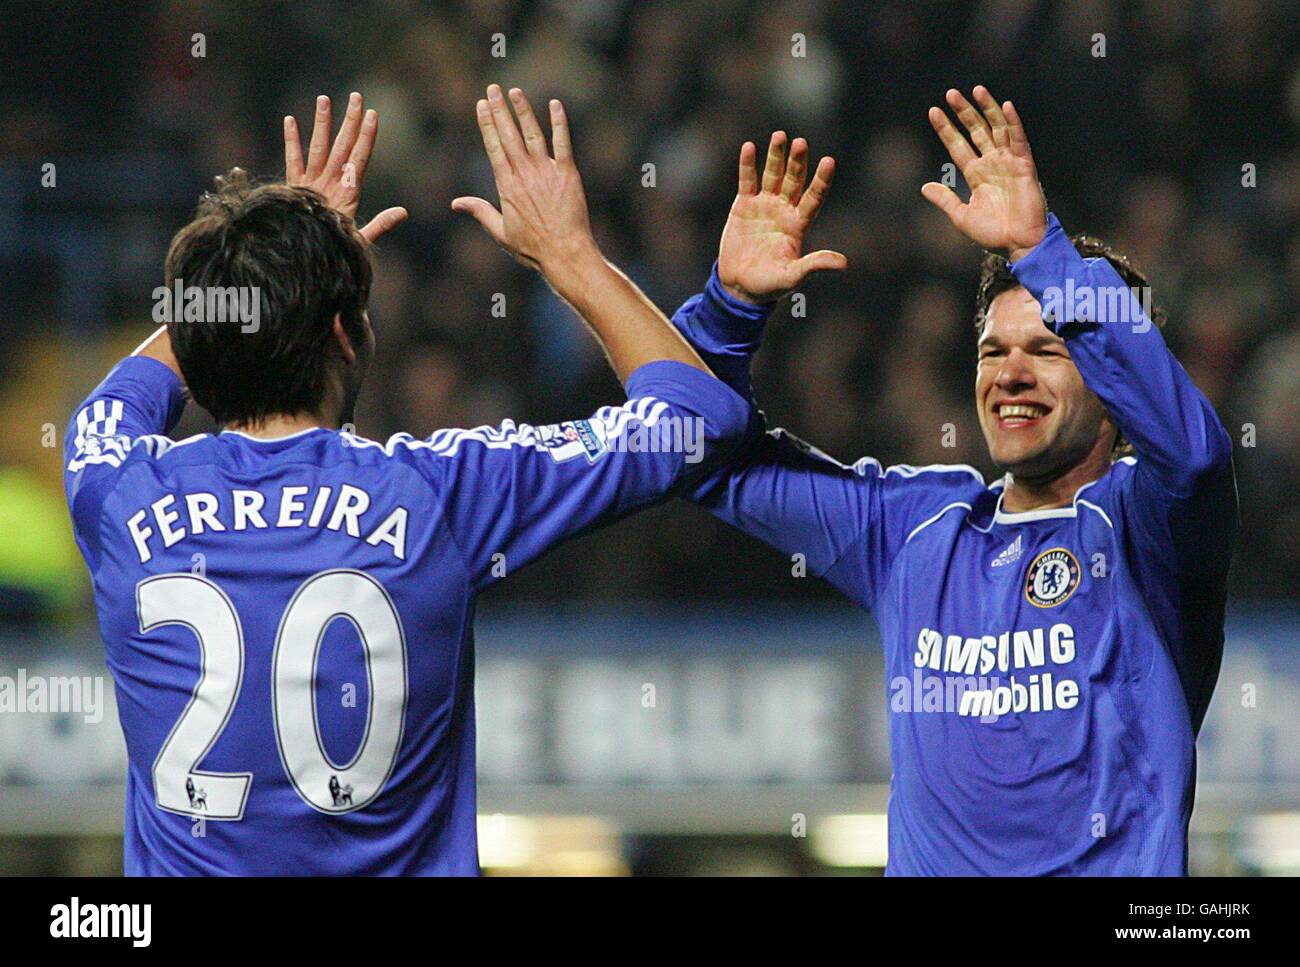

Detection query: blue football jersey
xmin=64 ymin=357 xmax=752 ymax=875
xmin=673 ymin=215 xmax=1238 ymax=875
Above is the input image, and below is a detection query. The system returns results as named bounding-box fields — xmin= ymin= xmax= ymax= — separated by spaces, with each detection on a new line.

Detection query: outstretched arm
xmin=426 ymin=85 xmax=755 ymax=588
xmin=667 ymin=133 xmax=979 ymax=612
xmin=663 ymin=132 xmax=890 ymax=607
xmin=922 ymin=86 xmax=1235 ymax=566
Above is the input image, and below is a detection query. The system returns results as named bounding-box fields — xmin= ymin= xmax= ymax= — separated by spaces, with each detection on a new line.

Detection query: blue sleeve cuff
xmin=685 ymin=262 xmax=776 ymax=355
xmin=1008 ymin=213 xmax=1092 ymax=333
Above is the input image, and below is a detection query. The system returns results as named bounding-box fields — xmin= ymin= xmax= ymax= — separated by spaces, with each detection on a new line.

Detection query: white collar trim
xmin=220 ymin=426 xmax=330 ymax=443
xmin=990 ymin=470 xmax=1110 ymax=524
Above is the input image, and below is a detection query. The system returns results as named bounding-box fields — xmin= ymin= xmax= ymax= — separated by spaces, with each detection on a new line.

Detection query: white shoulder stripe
xmin=345 ymin=395 xmax=669 ymax=459
xmin=850 ymin=456 xmax=985 ymax=485
xmin=1076 ymin=499 xmax=1114 ymax=529
xmin=905 ymin=501 xmax=973 ymax=544
xmin=886 ymin=462 xmax=986 ymax=483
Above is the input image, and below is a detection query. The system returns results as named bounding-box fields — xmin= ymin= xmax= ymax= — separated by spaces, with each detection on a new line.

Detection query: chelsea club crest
xmin=1024 ymin=547 xmax=1081 ymax=608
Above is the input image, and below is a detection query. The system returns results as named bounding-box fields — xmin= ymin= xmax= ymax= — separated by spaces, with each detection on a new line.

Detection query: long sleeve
xmin=1010 ymin=213 xmax=1238 ymax=582
xmin=670 ymin=268 xmax=986 ymax=610
xmin=691 ymin=430 xmax=986 ymax=610
xmin=420 ymin=360 xmax=757 ymax=591
xmin=64 ymin=355 xmax=188 ymax=569
xmin=1011 ymin=215 xmax=1237 ymax=727
xmin=669 ymin=262 xmax=774 ymax=402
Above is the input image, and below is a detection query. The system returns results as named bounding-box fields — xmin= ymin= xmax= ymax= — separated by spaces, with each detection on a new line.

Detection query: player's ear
xmin=330 ymin=313 xmax=358 ymax=365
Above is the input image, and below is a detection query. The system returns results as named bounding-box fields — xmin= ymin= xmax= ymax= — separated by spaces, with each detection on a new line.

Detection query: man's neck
xmin=225 ymin=412 xmax=334 ymax=439
xmin=1000 ymin=454 xmax=1112 ymax=513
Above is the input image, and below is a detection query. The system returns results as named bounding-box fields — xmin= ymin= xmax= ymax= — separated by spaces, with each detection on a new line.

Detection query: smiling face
xmin=976 ymin=287 xmax=1116 ymax=482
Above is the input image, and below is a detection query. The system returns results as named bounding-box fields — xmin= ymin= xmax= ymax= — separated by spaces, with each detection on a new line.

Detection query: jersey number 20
xmin=136 ymin=569 xmax=408 ymax=819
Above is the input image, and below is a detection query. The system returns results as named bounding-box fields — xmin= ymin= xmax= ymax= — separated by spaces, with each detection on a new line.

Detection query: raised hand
xmin=718 ymin=132 xmax=847 ymax=304
xmin=450 ymin=84 xmax=596 ymax=274
xmin=921 ymin=87 xmax=1046 ymax=262
xmin=284 ymin=92 xmax=408 ymax=243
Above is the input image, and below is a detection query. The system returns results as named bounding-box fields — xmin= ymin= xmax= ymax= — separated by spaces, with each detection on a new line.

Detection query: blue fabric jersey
xmin=673 ymin=215 xmax=1237 ymax=875
xmin=65 ymin=358 xmax=751 ymax=875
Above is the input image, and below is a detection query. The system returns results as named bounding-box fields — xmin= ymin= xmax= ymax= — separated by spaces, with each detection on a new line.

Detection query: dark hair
xmin=973 ymin=234 xmax=1167 ymax=458
xmin=164 ymin=169 xmax=373 ymax=426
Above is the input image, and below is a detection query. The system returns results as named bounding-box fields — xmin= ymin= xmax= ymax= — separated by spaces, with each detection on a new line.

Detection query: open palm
xmin=283 ymin=92 xmax=408 ymax=243
xmin=718 ymin=133 xmax=846 ymax=305
xmin=921 ymin=87 xmax=1046 ymax=262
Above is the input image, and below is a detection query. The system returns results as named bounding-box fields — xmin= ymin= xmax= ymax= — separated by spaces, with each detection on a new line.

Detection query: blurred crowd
xmin=1 ymin=0 xmax=1298 ymax=616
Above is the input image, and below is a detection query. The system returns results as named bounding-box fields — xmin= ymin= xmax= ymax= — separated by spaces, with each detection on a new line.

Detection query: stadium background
xmin=1 ymin=0 xmax=1298 ymax=874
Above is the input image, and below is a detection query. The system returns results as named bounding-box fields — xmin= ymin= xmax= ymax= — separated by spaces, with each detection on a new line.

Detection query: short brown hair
xmin=973 ymin=234 xmax=1167 ymax=458
xmin=164 ymin=168 xmax=373 ymax=426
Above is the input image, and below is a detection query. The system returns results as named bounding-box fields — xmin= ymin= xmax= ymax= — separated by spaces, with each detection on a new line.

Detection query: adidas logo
xmin=991 ymin=533 xmax=1023 ymax=568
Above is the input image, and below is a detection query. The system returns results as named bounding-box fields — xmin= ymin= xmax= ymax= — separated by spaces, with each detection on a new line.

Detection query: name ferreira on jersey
xmin=123 ymin=484 xmax=409 ymax=563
